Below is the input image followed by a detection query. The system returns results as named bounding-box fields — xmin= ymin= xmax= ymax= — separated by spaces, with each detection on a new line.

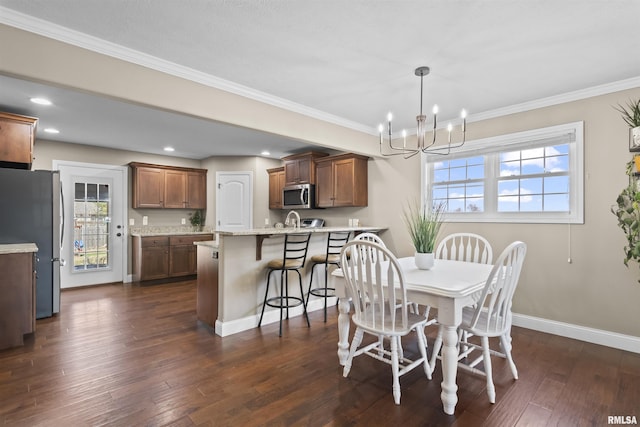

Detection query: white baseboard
xmin=512 ymin=313 xmax=640 ymax=354
xmin=215 ymin=297 xmax=335 ymax=337
xmin=213 ymin=303 xmax=640 ymax=354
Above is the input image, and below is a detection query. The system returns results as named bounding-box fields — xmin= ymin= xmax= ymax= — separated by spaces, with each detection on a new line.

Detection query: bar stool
xmin=258 ymin=232 xmax=312 ymax=337
xmin=306 ymin=231 xmax=351 ymax=322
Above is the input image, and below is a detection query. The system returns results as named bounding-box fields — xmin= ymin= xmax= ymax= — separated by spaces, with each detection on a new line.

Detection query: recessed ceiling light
xmin=164 ymin=146 xmax=175 ymax=152
xmin=261 ymin=150 xmax=271 ymax=156
xmin=30 ymin=97 xmax=52 ymax=106
xmin=43 ymin=128 xmax=59 ymax=134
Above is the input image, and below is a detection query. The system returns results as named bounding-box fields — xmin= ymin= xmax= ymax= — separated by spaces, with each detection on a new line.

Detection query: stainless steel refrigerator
xmin=0 ymin=168 xmax=62 ymax=318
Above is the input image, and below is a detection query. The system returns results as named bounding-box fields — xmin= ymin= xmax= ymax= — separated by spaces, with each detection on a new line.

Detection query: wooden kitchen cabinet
xmin=196 ymin=243 xmax=219 ymax=328
xmin=186 ymin=171 xmax=207 ymax=209
xmin=132 ymin=165 xmax=165 ymax=208
xmin=282 ymin=151 xmax=328 ymax=186
xmin=0 ymin=111 xmax=37 ymax=169
xmin=132 ymin=234 xmax=213 ymax=282
xmin=267 ymin=166 xmax=285 ymax=209
xmin=133 ymin=236 xmax=169 ymax=281
xmin=0 ymin=248 xmax=37 ymax=350
xmin=169 ymin=235 xmax=211 ymax=276
xmin=130 ymin=162 xmax=207 ymax=209
xmin=315 ymin=153 xmax=369 ymax=208
xmin=164 ymin=169 xmax=188 ymax=208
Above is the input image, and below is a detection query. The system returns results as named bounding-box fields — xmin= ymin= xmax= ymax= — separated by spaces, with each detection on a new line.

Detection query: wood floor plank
xmin=0 ymin=280 xmax=637 ymax=426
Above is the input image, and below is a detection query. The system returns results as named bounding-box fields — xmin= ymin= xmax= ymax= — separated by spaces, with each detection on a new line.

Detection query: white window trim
xmin=422 ymin=121 xmax=584 ymax=224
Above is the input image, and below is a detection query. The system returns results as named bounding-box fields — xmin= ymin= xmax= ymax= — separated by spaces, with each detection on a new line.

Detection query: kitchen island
xmin=196 ymin=226 xmax=385 ymax=337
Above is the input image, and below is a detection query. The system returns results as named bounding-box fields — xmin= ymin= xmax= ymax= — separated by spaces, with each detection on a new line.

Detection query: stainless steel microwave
xmin=282 ymin=183 xmax=315 ymax=209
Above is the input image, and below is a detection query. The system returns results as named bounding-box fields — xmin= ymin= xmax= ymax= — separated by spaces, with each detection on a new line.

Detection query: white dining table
xmin=331 ymin=257 xmax=492 ymax=415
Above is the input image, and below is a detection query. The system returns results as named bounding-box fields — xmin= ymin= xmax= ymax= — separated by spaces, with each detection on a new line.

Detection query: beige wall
xmin=7 ymin=21 xmax=640 ymax=339
xmin=370 ymin=88 xmax=640 ymax=338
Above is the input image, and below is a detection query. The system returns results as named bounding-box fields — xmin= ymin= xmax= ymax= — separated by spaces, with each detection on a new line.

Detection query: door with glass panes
xmin=56 ymin=162 xmax=126 ymax=288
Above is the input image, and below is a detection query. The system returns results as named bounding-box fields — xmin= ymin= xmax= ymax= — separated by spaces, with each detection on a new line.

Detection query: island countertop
xmin=214 ymin=225 xmax=385 ymax=236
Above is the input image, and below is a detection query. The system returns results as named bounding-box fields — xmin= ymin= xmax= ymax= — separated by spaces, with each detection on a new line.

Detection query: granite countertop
xmin=0 ymin=243 xmax=39 ymax=254
xmin=215 ymin=226 xmax=386 ymax=236
xmin=129 ymin=226 xmax=215 ymax=237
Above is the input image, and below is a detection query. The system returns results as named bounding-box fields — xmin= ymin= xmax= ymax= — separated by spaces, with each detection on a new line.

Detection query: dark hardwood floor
xmin=0 ymin=280 xmax=638 ymax=426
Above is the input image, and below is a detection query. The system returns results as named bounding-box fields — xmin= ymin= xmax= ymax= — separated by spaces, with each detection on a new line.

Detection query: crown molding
xmin=0 ymin=7 xmax=372 ymax=135
xmin=2 ymin=6 xmax=640 ymax=138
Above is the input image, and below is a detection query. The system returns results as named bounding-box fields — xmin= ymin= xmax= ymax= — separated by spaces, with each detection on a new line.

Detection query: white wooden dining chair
xmin=340 ymin=240 xmax=432 ymax=405
xmin=430 ymin=241 xmax=527 ymax=403
xmin=431 ymin=233 xmax=495 ymax=348
xmin=352 ymin=232 xmax=417 ymax=358
xmin=436 ymin=232 xmax=493 ymax=265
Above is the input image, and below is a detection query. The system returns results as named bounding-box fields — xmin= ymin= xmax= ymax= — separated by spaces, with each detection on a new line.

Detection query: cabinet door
xmin=140 ymin=245 xmax=169 ymax=280
xmin=164 ymin=170 xmax=187 ymax=208
xmin=333 ymin=158 xmax=356 ymax=206
xmin=169 ymin=245 xmax=193 ymax=277
xmin=0 ymin=113 xmax=36 ymax=167
xmin=284 ymin=160 xmax=300 ymax=186
xmin=297 ymin=158 xmax=311 ymax=184
xmin=134 ymin=167 xmax=165 ymax=208
xmin=268 ymin=168 xmax=285 ymax=209
xmin=315 ymin=161 xmax=334 ymax=207
xmin=186 ymin=171 xmax=206 ymax=209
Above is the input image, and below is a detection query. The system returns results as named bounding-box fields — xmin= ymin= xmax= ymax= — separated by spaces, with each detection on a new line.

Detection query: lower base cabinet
xmin=133 ymin=234 xmax=213 ymax=282
xmin=0 ymin=251 xmax=36 ymax=350
xmin=196 ymin=244 xmax=219 ymax=328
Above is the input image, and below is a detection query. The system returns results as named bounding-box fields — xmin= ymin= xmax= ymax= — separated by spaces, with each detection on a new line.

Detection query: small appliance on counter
xmin=300 ymin=218 xmax=325 ymax=228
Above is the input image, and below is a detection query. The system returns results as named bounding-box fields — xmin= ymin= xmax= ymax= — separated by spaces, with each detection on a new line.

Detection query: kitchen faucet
xmin=284 ymin=210 xmax=301 ymax=229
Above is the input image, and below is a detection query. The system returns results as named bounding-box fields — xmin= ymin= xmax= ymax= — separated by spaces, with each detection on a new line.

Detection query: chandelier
xmin=378 ymin=66 xmax=467 ymax=158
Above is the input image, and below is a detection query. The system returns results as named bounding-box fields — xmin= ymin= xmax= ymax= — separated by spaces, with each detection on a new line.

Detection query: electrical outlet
xmin=142 ymin=216 xmax=148 ymax=226
xmin=129 ymin=218 xmax=135 ymax=226
xmin=181 ymin=218 xmax=186 ymax=225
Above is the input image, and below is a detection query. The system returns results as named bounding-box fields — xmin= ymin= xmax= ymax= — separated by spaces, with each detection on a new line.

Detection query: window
xmin=424 ymin=121 xmax=583 ymax=223
xmin=73 ymin=181 xmax=112 ymax=271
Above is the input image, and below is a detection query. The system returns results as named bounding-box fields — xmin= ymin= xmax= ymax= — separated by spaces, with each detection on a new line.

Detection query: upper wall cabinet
xmin=130 ymin=162 xmax=207 ymax=209
xmin=267 ymin=166 xmax=285 ymax=209
xmin=315 ymin=153 xmax=369 ymax=208
xmin=0 ymin=111 xmax=38 ymax=170
xmin=282 ymin=151 xmax=329 ymax=186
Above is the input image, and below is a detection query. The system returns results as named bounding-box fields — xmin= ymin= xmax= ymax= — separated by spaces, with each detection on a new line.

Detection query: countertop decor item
xmin=189 ymin=209 xmax=204 ymax=232
xmin=615 ymin=99 xmax=640 ymax=152
xmin=403 ymin=200 xmax=445 ymax=269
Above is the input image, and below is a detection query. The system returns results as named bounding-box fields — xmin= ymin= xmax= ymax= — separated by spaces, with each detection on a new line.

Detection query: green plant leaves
xmin=402 ymin=201 xmax=445 ymax=253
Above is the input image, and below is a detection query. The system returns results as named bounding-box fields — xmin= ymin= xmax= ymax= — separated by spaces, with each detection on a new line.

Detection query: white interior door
xmin=216 ymin=171 xmax=253 ymax=230
xmin=54 ymin=161 xmax=128 ymax=288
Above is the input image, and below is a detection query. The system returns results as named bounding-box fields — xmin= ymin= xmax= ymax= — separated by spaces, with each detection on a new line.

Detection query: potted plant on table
xmin=189 ymin=210 xmax=204 ymax=232
xmin=403 ymin=200 xmax=445 ymax=270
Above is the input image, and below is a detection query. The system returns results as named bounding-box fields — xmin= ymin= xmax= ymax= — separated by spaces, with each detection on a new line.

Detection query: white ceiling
xmin=1 ymin=1 xmax=640 ymax=159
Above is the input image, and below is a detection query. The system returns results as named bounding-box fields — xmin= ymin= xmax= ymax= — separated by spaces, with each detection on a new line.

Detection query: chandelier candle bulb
xmin=447 ymin=123 xmax=453 ymax=142
xmin=461 ymin=109 xmax=467 ymax=132
xmin=432 ymin=105 xmax=438 ymax=130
